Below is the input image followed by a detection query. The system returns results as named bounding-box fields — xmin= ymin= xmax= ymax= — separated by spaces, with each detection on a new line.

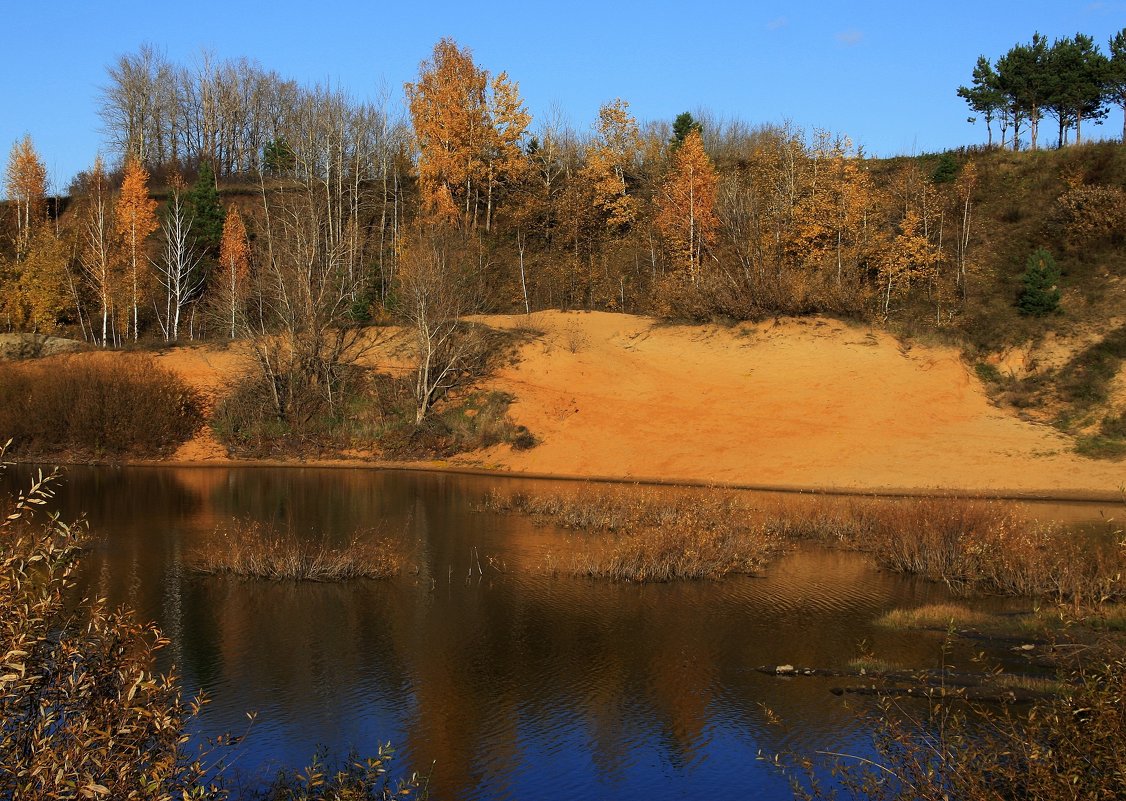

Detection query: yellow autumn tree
xmin=877 ymin=209 xmax=940 ymax=316
xmin=655 ymin=129 xmax=718 ymax=283
xmin=12 ymin=227 xmax=70 ymax=332
xmin=5 ymin=135 xmax=48 ymax=259
xmin=114 ymin=157 xmax=158 ymax=340
xmin=405 ymin=38 xmax=530 ymax=231
xmin=580 ymin=99 xmax=640 ymax=232
xmin=217 ymin=204 xmax=250 ymax=338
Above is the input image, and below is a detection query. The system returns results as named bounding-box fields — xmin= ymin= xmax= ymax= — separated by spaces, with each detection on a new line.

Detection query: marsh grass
xmin=487 ymin=487 xmax=1126 ymax=602
xmin=187 ymin=522 xmax=401 ymax=581
xmin=877 ymin=603 xmax=993 ymax=630
xmin=488 ymin=487 xmax=785 ymax=581
xmin=552 ymin=523 xmax=783 ymax=582
xmin=847 ymin=656 xmax=900 ymax=674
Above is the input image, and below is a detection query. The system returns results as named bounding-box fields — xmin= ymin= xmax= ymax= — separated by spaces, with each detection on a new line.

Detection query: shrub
xmin=1016 ymin=247 xmax=1061 ymax=317
xmin=0 ymin=353 xmax=201 ymax=458
xmin=0 ymin=449 xmax=218 ymax=798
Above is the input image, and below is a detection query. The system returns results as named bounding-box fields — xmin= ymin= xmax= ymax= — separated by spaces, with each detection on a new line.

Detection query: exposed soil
xmin=78 ymin=312 xmax=1126 ymax=498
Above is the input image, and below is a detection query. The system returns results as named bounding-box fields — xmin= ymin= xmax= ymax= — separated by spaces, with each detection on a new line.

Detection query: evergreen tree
xmin=186 ymin=162 xmax=224 ymax=258
xmin=1047 ymin=34 xmax=1110 ymax=146
xmin=1017 ymin=247 xmax=1061 ymax=316
xmin=958 ymin=56 xmax=1005 ymax=147
xmin=1109 ymin=29 xmax=1126 ymax=142
xmin=670 ymin=112 xmax=701 ymax=149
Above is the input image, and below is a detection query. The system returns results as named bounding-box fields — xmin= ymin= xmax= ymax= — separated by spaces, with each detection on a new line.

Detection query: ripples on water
xmin=2 ymin=466 xmax=1114 ymax=800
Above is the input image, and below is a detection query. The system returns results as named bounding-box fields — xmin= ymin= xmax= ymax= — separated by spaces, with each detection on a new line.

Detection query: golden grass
xmin=187 ymin=522 xmax=400 ymax=581
xmin=488 ymin=487 xmax=784 ymax=581
xmin=487 ymin=486 xmax=1126 ymax=601
xmin=877 ymin=603 xmax=993 ymax=630
xmin=847 ymin=656 xmax=900 ymax=674
xmin=549 ymin=524 xmax=782 ymax=582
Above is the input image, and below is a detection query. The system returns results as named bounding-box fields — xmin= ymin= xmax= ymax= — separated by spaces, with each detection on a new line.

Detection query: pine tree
xmin=1110 ymin=29 xmax=1126 ymax=142
xmin=670 ymin=112 xmax=701 ymax=150
xmin=187 ymin=163 xmax=224 ymax=257
xmin=1017 ymin=247 xmax=1061 ymax=316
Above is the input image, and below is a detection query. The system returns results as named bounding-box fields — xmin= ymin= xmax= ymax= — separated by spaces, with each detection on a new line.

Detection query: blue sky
xmin=3 ymin=0 xmax=1125 ymax=192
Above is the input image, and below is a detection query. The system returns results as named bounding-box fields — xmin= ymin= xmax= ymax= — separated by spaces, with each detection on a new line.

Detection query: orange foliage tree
xmin=405 ymin=38 xmax=530 ymax=232
xmin=114 ymin=157 xmax=158 ymax=340
xmin=217 ymin=204 xmax=250 ymax=338
xmin=5 ymin=135 xmax=48 ymax=259
xmin=655 ymin=129 xmax=718 ymax=283
xmin=581 ymin=99 xmax=640 ymax=232
xmin=877 ymin=209 xmax=941 ymax=316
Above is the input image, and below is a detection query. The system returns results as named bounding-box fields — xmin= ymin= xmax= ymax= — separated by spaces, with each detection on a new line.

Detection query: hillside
xmin=149 ymin=311 xmax=1124 ymax=499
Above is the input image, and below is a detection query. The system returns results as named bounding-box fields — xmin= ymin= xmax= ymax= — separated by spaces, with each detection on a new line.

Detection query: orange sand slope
xmin=461 ymin=312 xmax=1123 ymax=496
xmin=153 ymin=311 xmax=1123 ymax=497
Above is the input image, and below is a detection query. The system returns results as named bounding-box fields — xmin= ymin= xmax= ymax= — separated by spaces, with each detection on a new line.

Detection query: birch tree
xmin=153 ymin=177 xmax=203 ymax=342
xmin=5 ymin=136 xmax=48 ymax=259
xmin=114 ymin=158 xmax=158 ymax=340
xmin=78 ymin=158 xmax=120 ymax=346
xmin=655 ymin=129 xmax=718 ymax=284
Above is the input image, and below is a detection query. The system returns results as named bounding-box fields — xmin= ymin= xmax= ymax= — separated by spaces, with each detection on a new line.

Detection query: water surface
xmin=5 ymin=465 xmax=1114 ymax=800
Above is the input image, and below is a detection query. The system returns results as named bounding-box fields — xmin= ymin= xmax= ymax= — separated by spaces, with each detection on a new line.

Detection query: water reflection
xmin=2 ymin=465 xmax=1111 ymax=800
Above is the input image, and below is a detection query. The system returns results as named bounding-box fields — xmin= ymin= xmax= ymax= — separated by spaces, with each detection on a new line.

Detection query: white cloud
xmin=835 ymin=29 xmax=864 ymax=46
xmin=766 ymin=16 xmax=788 ymax=31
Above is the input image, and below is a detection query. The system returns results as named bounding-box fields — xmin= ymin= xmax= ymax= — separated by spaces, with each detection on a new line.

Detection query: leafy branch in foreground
xmin=0 ymin=442 xmax=219 ymax=799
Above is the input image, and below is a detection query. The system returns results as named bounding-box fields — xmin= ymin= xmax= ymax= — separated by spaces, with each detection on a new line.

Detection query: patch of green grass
xmin=1100 ymin=410 xmax=1126 ymax=439
xmin=1058 ymin=325 xmax=1126 ymax=408
xmin=974 ymin=362 xmax=1003 ymax=384
xmin=1075 ymin=435 xmax=1126 ymax=460
xmin=1087 ymin=604 xmax=1126 ymax=632
xmin=848 ymin=656 xmax=898 ymax=674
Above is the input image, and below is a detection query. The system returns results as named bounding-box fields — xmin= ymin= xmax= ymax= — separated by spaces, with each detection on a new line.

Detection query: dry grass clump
xmin=0 ymin=353 xmax=201 ymax=459
xmin=555 ymin=523 xmax=782 ymax=582
xmin=488 ymin=486 xmax=784 ymax=581
xmin=844 ymin=497 xmax=1125 ymax=604
xmin=876 ymin=603 xmax=994 ymax=631
xmin=488 ymin=487 xmax=1126 ymax=601
xmin=188 ymin=522 xmax=401 ymax=581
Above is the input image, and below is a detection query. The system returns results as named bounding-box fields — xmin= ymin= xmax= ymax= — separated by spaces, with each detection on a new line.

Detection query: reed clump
xmin=188 ymin=522 xmax=401 ymax=581
xmin=488 ymin=487 xmax=785 ymax=581
xmin=843 ymin=497 xmax=1125 ymax=603
xmin=876 ymin=603 xmax=994 ymax=630
xmin=487 ymin=487 xmax=1126 ymax=602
